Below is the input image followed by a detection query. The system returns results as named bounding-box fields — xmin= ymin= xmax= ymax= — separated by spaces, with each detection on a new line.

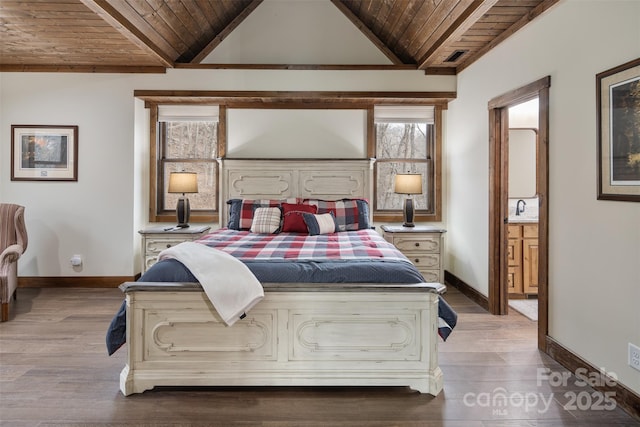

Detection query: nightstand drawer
xmin=381 ymin=225 xmax=446 ymax=286
xmin=139 ymin=226 xmax=211 ymax=273
xmin=146 ymin=238 xmax=189 ymax=254
xmin=393 ymin=236 xmax=440 ymax=252
xmin=405 ymin=253 xmax=440 ymax=269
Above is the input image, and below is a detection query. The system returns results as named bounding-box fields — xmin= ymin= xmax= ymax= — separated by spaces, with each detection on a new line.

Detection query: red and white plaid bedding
xmin=195 ymin=228 xmax=411 ymax=263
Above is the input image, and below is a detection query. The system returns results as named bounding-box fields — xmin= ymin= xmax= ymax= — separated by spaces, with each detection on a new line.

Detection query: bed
xmin=108 ymin=159 xmax=456 ymax=396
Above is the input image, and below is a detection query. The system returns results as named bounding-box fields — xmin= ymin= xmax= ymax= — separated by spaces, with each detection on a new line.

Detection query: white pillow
xmin=302 ymin=212 xmax=338 ymax=235
xmin=250 ymin=207 xmax=282 ymax=234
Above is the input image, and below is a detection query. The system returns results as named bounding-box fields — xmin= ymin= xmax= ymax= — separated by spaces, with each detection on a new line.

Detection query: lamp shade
xmin=168 ymin=172 xmax=198 ymax=194
xmin=394 ymin=174 xmax=422 ymax=195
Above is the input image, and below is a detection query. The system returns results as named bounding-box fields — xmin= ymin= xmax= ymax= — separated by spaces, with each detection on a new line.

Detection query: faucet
xmin=516 ymin=199 xmax=526 ymax=216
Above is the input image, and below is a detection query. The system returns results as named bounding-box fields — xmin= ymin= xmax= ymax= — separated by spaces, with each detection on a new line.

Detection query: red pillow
xmin=281 ymin=203 xmax=318 ymax=233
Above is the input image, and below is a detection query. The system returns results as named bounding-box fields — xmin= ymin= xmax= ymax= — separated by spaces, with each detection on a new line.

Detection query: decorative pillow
xmin=302 ymin=212 xmax=338 ymax=236
xmin=250 ymin=207 xmax=282 ymax=234
xmin=281 ymin=203 xmax=318 ymax=233
xmin=302 ymin=199 xmax=370 ymax=231
xmin=227 ymin=198 xmax=299 ymax=230
xmin=226 ymin=199 xmax=243 ymax=229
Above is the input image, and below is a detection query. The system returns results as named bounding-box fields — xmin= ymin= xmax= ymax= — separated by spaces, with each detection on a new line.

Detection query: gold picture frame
xmin=11 ymin=125 xmax=78 ymax=181
xmin=596 ymin=58 xmax=640 ymax=202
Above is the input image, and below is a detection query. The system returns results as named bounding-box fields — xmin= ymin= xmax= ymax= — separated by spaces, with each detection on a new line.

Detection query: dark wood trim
xmin=0 ymin=65 xmax=167 ymax=74
xmin=18 ymin=276 xmax=136 ymax=288
xmin=488 ymin=76 xmax=551 ymax=109
xmin=487 ymin=106 xmax=505 ymax=315
xmin=546 ymin=337 xmax=640 ymax=421
xmin=149 ymin=105 xmax=159 ymax=223
xmin=218 ymin=105 xmax=227 ymax=159
xmin=423 ymin=67 xmax=457 ymax=76
xmin=173 ymin=63 xmax=419 ymax=71
xmin=433 ymin=105 xmax=443 ymax=223
xmin=499 ymin=108 xmax=510 ymax=315
xmin=134 ymin=90 xmax=457 ymax=106
xmin=366 ymin=106 xmax=375 ymax=158
xmin=537 ymin=85 xmax=550 ymax=350
xmin=444 ymin=270 xmax=489 ymax=312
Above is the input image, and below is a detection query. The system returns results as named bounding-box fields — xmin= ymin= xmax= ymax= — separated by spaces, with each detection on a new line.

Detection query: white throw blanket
xmin=158 ymin=241 xmax=264 ymax=326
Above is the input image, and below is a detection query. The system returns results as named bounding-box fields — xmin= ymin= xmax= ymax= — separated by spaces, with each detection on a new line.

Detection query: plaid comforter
xmin=195 ymin=228 xmax=411 ymax=263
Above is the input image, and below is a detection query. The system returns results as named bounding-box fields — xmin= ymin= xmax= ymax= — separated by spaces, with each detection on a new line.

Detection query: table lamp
xmin=394 ymin=173 xmax=422 ymax=227
xmin=168 ymin=172 xmax=198 ymax=228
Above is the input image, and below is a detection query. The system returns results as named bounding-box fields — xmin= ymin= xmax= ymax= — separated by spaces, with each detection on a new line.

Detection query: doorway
xmin=507 ymin=102 xmax=539 ymax=321
xmin=487 ymin=76 xmax=550 ymax=351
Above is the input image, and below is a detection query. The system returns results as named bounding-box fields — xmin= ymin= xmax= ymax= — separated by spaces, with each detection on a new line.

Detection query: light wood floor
xmin=1 ymin=286 xmax=638 ymax=427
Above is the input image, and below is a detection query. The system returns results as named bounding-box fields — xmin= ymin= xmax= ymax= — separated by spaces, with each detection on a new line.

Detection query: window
xmin=374 ymin=105 xmax=439 ymax=221
xmin=152 ymin=105 xmax=219 ymax=223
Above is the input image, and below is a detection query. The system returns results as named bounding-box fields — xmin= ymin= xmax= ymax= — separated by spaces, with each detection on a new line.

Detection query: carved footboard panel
xmin=119 ymin=282 xmax=443 ymax=396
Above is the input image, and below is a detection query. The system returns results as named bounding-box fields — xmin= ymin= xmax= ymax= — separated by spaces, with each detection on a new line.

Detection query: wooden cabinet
xmin=139 ymin=226 xmax=211 ymax=273
xmin=381 ymin=225 xmax=446 ymax=284
xmin=507 ymin=223 xmax=538 ymax=296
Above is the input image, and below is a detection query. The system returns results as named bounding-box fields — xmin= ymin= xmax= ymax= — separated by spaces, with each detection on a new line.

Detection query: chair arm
xmin=0 ymin=244 xmax=24 ymax=267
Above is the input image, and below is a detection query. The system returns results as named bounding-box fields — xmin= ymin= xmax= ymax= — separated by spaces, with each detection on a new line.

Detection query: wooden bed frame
xmin=119 ymin=159 xmax=445 ymax=396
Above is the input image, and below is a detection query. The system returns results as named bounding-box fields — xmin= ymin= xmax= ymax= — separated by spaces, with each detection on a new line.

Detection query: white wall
xmin=0 ymin=67 xmax=454 ymax=278
xmin=227 ymin=109 xmax=367 ymax=158
xmin=446 ymin=0 xmax=640 ymax=394
xmin=204 ymin=0 xmax=389 ymax=65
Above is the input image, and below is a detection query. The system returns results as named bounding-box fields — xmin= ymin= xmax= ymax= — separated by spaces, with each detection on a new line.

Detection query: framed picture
xmin=596 ymin=58 xmax=640 ymax=201
xmin=11 ymin=125 xmax=78 ymax=181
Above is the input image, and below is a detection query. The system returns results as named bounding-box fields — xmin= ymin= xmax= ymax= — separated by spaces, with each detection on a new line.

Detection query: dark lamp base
xmin=402 ymin=197 xmax=416 ymax=228
xmin=176 ymin=196 xmax=191 ymax=229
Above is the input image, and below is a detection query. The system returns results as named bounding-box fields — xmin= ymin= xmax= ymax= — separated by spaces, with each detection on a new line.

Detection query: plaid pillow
xmin=302 ymin=199 xmax=370 ymax=231
xmin=250 ymin=207 xmax=282 ymax=234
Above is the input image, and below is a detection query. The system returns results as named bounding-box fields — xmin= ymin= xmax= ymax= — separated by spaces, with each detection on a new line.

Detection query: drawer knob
xmin=414 ymin=258 xmax=420 ymax=263
xmin=166 ymin=243 xmax=172 ymax=248
xmin=415 ymin=242 xmax=420 ymax=247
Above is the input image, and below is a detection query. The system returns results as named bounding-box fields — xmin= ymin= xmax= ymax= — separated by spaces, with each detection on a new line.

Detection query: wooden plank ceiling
xmin=0 ymin=0 xmax=559 ymax=74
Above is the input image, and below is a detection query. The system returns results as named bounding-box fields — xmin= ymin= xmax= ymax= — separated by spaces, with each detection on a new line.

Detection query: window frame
xmin=148 ymin=104 xmax=226 ymax=224
xmin=371 ymin=105 xmax=442 ymax=223
xmin=142 ymin=94 xmax=444 ymax=225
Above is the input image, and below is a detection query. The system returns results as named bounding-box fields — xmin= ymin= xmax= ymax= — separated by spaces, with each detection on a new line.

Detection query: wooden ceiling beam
xmin=455 ymin=0 xmax=561 ymax=73
xmin=0 ymin=64 xmax=167 ymax=74
xmin=330 ymin=0 xmax=404 ymax=66
xmin=79 ymin=0 xmax=175 ymax=68
xmin=190 ymin=0 xmax=264 ymax=64
xmin=133 ymin=89 xmax=457 ymax=106
xmin=416 ymin=0 xmax=499 ymax=70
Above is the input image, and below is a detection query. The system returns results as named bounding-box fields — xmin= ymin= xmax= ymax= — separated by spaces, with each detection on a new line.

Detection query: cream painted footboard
xmin=119 ymin=282 xmax=445 ymax=396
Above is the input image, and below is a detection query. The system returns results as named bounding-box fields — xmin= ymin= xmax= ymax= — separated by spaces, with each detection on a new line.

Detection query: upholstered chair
xmin=0 ymin=204 xmax=28 ymax=322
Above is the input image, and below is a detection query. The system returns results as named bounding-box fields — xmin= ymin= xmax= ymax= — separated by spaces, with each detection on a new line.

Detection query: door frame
xmin=487 ymin=76 xmax=550 ymax=350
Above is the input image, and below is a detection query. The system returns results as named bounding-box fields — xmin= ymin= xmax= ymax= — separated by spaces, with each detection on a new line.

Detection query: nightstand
xmin=139 ymin=225 xmax=211 ymax=273
xmin=381 ymin=225 xmax=446 ymax=284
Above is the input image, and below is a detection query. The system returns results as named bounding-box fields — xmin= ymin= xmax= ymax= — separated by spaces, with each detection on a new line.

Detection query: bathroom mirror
xmin=508 ymin=128 xmax=538 ymax=198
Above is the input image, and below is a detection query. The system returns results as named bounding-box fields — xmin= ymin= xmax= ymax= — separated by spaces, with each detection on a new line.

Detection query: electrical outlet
xmin=630 ymin=343 xmax=640 ymax=372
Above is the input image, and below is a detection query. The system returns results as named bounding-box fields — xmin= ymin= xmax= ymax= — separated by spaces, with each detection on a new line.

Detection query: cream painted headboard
xmin=218 ymin=159 xmax=375 ymax=227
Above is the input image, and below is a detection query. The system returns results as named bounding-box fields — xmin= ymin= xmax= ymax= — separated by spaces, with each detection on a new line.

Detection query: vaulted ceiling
xmin=0 ymin=0 xmax=559 ymax=74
